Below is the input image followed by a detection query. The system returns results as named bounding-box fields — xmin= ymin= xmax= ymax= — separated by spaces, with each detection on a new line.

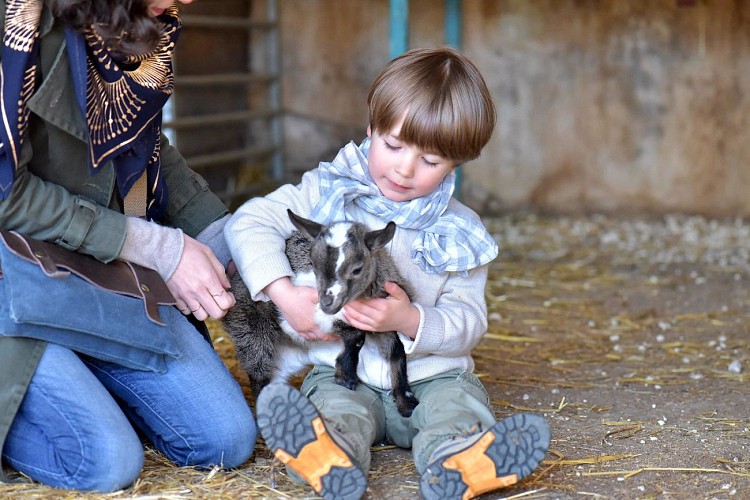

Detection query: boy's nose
xmin=395 ymin=159 xmax=416 ymax=178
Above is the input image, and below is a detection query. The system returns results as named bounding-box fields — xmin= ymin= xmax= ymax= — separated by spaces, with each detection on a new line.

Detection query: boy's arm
xmin=403 ymin=264 xmax=490 ymax=357
xmin=225 ymin=170 xmax=340 ymax=341
xmin=224 ymin=170 xmax=320 ymax=300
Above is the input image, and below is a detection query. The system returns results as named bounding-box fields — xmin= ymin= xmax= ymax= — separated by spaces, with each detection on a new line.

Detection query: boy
xmin=225 ymin=47 xmax=550 ymax=500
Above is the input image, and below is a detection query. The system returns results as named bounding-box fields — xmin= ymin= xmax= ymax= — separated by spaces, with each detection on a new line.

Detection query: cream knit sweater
xmin=225 ymin=169 xmax=491 ymax=389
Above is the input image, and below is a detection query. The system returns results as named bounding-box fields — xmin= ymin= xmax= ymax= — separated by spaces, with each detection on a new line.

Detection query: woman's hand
xmin=169 ymin=235 xmax=235 ymax=321
xmin=343 ymin=281 xmax=420 ymax=339
xmin=265 ymin=277 xmax=339 ymax=341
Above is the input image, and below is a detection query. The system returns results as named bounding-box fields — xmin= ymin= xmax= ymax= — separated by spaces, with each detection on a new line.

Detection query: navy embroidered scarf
xmin=0 ymin=0 xmax=180 ymax=219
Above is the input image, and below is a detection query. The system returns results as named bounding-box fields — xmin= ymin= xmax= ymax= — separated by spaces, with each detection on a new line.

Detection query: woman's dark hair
xmin=49 ymin=0 xmax=163 ymax=59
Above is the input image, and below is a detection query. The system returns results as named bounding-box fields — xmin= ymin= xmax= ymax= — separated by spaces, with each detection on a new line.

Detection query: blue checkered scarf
xmin=310 ymin=139 xmax=498 ymax=275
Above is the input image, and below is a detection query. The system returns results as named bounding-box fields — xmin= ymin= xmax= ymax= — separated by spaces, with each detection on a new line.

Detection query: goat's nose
xmin=321 ymin=295 xmax=334 ymax=308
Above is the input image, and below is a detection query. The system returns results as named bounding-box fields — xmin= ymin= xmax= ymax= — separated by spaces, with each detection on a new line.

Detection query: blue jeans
xmin=1 ymin=317 xmax=257 ymax=492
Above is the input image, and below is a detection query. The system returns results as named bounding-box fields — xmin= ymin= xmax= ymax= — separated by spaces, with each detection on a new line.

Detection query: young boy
xmin=225 ymin=47 xmax=550 ymax=500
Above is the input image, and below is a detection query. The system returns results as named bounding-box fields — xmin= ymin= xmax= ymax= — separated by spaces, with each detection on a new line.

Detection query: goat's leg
xmin=236 ymin=336 xmax=276 ymax=398
xmin=250 ymin=376 xmax=272 ymax=400
xmin=334 ymin=322 xmax=366 ymax=390
xmin=386 ymin=333 xmax=419 ymax=417
xmin=223 ymin=300 xmax=282 ymax=399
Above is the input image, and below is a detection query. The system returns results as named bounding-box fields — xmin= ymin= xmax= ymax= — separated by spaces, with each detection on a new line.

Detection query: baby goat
xmin=223 ymin=210 xmax=419 ymax=417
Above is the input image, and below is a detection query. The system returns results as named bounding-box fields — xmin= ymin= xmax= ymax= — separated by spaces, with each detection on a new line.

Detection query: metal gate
xmin=165 ymin=0 xmax=282 ymax=209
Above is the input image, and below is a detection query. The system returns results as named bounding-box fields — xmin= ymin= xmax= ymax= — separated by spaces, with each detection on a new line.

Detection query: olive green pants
xmin=298 ymin=365 xmax=497 ymax=475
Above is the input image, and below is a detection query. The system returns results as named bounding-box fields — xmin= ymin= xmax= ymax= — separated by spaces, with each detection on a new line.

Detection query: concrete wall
xmin=278 ymin=0 xmax=750 ymax=217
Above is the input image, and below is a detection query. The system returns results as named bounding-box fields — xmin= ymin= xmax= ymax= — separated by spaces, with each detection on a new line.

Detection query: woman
xmin=0 ymin=0 xmax=256 ymax=492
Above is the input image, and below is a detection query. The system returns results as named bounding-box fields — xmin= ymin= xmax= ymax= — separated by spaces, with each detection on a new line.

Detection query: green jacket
xmin=0 ymin=3 xmax=229 ymax=479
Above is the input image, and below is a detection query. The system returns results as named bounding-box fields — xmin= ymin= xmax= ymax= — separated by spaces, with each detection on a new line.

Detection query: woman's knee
xmin=4 ymin=343 xmax=145 ymax=492
xmin=5 ymin=421 xmax=144 ymax=492
xmin=76 ymin=430 xmax=145 ymax=492
xmin=170 ymin=404 xmax=258 ymax=468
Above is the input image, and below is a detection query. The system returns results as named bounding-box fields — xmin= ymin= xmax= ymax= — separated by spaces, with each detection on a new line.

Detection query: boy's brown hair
xmin=367 ymin=46 xmax=496 ymax=164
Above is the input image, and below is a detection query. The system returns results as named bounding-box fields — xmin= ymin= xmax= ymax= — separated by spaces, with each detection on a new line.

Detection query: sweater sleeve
xmin=402 ymin=263 xmax=490 ymax=358
xmin=225 ymin=170 xmax=321 ymax=300
xmin=119 ymin=216 xmax=184 ymax=280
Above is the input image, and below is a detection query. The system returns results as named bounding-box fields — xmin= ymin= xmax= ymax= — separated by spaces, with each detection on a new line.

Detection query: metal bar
xmin=267 ymin=0 xmax=284 ymax=181
xmin=175 ymin=73 xmax=276 ymax=86
xmin=444 ymin=0 xmax=462 ymax=48
xmin=186 ymin=146 xmax=277 ymax=170
xmin=389 ymin=0 xmax=409 ymax=59
xmin=181 ymin=15 xmax=275 ymax=30
xmin=164 ymin=109 xmax=278 ymax=129
xmin=445 ymin=0 xmax=464 ymax=201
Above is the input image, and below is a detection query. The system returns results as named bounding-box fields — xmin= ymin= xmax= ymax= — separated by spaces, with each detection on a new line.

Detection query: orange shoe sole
xmin=256 ymin=383 xmax=367 ymax=500
xmin=420 ymin=413 xmax=550 ymax=500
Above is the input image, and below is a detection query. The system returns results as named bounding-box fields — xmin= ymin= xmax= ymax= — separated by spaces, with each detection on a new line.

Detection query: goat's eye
xmin=350 ymin=264 xmax=363 ymax=276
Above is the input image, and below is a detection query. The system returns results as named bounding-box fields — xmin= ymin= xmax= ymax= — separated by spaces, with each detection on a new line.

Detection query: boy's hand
xmin=343 ymin=281 xmax=420 ymax=339
xmin=265 ymin=278 xmax=339 ymax=341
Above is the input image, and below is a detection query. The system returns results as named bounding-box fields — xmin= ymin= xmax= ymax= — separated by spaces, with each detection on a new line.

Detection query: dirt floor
xmin=4 ymin=212 xmax=750 ymax=499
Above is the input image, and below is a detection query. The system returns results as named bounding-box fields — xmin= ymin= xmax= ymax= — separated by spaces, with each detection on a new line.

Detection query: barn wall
xmin=278 ymin=0 xmax=750 ymax=217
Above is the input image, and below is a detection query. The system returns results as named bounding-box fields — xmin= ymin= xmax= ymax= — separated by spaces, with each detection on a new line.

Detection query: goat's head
xmin=288 ymin=209 xmax=396 ymax=314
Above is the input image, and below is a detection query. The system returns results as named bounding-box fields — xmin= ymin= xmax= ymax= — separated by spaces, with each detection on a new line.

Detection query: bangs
xmin=399 ymin=90 xmax=486 ymax=163
xmin=368 ymin=47 xmax=495 ymax=164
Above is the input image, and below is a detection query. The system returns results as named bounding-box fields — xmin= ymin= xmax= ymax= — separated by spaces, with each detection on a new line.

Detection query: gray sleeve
xmin=195 ymin=214 xmax=232 ymax=268
xmin=119 ymin=217 xmax=184 ymax=280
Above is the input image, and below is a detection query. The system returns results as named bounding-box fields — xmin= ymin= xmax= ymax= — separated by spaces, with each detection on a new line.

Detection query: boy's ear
xmin=366 ymin=125 xmax=372 ymax=137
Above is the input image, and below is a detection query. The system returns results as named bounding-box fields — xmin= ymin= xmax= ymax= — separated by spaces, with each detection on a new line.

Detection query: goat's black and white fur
xmin=223 ymin=210 xmax=419 ymax=417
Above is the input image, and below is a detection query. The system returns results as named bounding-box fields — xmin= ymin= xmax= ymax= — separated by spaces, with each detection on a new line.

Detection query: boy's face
xmin=366 ymin=120 xmax=455 ymax=203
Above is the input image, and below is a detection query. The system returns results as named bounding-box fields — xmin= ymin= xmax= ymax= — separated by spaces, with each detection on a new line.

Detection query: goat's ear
xmin=366 ymin=221 xmax=396 ymax=249
xmin=287 ymin=209 xmax=323 ymax=239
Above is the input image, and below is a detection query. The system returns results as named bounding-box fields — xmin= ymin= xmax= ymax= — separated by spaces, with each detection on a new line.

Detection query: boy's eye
xmin=423 ymin=158 xmax=439 ymax=167
xmin=384 ymin=140 xmax=400 ymax=151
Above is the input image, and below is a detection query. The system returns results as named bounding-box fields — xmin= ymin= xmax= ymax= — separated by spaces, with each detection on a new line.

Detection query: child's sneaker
xmin=420 ymin=413 xmax=550 ymax=500
xmin=256 ymin=383 xmax=367 ymax=500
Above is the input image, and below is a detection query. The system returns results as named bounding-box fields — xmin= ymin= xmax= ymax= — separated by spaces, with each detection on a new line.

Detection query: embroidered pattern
xmin=83 ymin=16 xmax=177 ymax=168
xmin=3 ymin=0 xmax=40 ymax=52
xmin=0 ymin=0 xmax=42 ymax=192
xmin=63 ymin=4 xmax=182 ymax=218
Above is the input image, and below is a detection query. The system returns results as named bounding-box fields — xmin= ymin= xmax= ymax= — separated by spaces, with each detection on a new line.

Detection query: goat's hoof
xmin=335 ymin=377 xmax=359 ymax=391
xmin=396 ymin=395 xmax=420 ymax=417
